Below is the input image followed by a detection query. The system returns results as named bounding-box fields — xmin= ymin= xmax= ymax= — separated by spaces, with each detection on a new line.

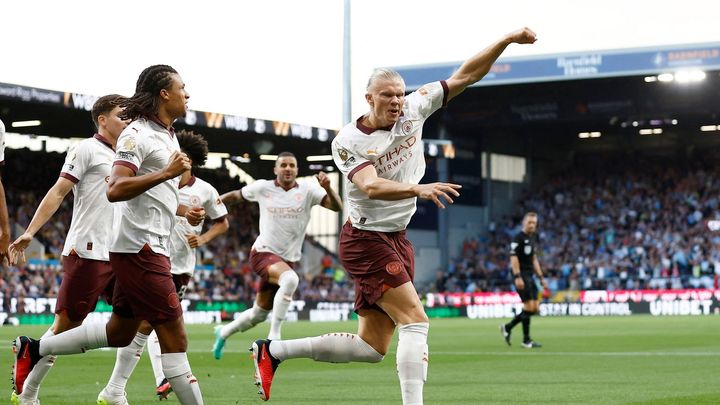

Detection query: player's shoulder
xmin=335 ymin=121 xmax=366 ymax=142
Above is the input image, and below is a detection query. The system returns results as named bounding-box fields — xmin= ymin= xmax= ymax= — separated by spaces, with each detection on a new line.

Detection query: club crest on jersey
xmin=190 ymin=195 xmax=201 ymax=207
xmin=401 ymin=119 xmax=414 ymax=135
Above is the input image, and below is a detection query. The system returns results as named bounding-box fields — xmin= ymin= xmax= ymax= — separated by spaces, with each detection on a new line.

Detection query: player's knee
xmin=279 ymin=270 xmax=299 ymax=291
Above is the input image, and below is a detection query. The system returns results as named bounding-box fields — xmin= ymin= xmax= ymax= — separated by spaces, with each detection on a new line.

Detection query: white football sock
xmin=162 ymin=352 xmax=203 ymax=404
xmin=270 ymin=333 xmax=384 ymax=363
xmin=105 ymin=332 xmax=148 ymax=395
xmin=219 ymin=304 xmax=270 ymax=339
xmin=396 ymin=323 xmax=429 ymax=405
xmin=268 ymin=271 xmax=299 ymax=340
xmin=147 ymin=330 xmax=165 ymax=386
xmin=18 ymin=328 xmax=56 ymax=399
xmin=39 ymin=323 xmax=107 ymax=356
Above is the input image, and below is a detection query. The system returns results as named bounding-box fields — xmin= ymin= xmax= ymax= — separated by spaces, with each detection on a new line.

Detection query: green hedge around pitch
xmin=2 ymin=316 xmax=719 ymax=404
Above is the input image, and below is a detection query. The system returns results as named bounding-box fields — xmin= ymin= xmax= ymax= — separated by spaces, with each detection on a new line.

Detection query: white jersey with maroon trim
xmin=170 ymin=176 xmax=228 ymax=276
xmin=60 ymin=134 xmax=116 ymax=260
xmin=0 ymin=119 xmax=5 ymax=165
xmin=242 ymin=178 xmax=326 ymax=262
xmin=332 ymin=80 xmax=447 ymax=232
xmin=110 ymin=118 xmax=181 ymax=256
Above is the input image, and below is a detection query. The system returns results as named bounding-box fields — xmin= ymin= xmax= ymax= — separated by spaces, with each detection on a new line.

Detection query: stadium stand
xmin=435 ymin=153 xmax=720 ymax=295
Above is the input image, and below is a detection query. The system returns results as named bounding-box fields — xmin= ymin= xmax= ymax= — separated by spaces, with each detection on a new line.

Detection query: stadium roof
xmin=0 ymin=82 xmax=337 ymax=179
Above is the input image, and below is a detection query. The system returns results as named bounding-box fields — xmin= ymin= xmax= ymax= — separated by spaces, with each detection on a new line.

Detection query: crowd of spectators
xmin=6 ymin=146 xmax=720 ymax=311
xmin=437 ymin=154 xmax=720 ymax=294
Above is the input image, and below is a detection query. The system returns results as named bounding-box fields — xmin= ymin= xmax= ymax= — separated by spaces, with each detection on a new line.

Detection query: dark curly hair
xmin=119 ymin=64 xmax=178 ymax=121
xmin=177 ymin=130 xmax=208 ymax=167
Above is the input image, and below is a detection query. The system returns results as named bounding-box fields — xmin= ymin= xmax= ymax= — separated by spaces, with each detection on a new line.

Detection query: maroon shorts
xmin=338 ymin=222 xmax=414 ymax=312
xmin=109 ymin=247 xmax=182 ymax=325
xmin=56 ymin=254 xmax=115 ymax=322
xmin=249 ymin=249 xmax=294 ymax=293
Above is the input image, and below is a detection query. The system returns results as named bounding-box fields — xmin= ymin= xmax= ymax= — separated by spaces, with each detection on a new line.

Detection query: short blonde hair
xmin=366 ymin=68 xmax=405 ymax=91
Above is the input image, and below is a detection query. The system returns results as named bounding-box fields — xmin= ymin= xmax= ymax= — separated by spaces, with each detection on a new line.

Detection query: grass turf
xmin=1 ymin=316 xmax=718 ymax=404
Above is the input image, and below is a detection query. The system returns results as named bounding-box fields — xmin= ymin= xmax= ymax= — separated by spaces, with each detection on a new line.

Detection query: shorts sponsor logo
xmin=86 ymin=242 xmax=93 ymax=251
xmin=104 ymin=176 xmax=110 ymax=183
xmin=386 ymin=261 xmax=403 ymax=275
xmin=359 ymin=217 xmax=367 ymax=224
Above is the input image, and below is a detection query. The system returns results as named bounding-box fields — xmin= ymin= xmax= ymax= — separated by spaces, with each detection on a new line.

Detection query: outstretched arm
xmin=8 ymin=177 xmax=74 ymax=263
xmin=446 ymin=27 xmax=537 ymax=101
xmin=220 ymin=189 xmax=244 ymax=206
xmin=316 ymin=172 xmax=343 ymax=212
xmin=351 ymin=165 xmax=461 ymax=209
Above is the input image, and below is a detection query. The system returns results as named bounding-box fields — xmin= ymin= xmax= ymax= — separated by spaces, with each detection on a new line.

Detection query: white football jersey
xmin=169 ymin=176 xmax=228 ymax=275
xmin=243 ymin=179 xmax=326 ymax=262
xmin=60 ymin=134 xmax=115 ymax=260
xmin=332 ymin=80 xmax=447 ymax=232
xmin=0 ymin=119 xmax=5 ymax=165
xmin=110 ymin=118 xmax=181 ymax=256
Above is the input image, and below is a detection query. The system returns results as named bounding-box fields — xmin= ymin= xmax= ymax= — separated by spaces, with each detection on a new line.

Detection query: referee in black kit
xmin=500 ymin=212 xmax=547 ymax=348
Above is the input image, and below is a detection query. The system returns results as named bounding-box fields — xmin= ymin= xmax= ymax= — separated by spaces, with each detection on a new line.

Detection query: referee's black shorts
xmin=517 ymin=275 xmax=539 ymax=302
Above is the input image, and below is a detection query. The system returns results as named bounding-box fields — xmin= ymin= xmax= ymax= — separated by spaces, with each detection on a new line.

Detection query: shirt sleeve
xmin=204 ymin=185 xmax=228 ymax=220
xmin=509 ymin=234 xmax=521 ymax=256
xmin=308 ymin=181 xmax=328 ymax=207
xmin=113 ymin=131 xmax=145 ymax=174
xmin=59 ymin=141 xmax=89 ymax=183
xmin=240 ymin=180 xmax=264 ymax=202
xmin=404 ymin=81 xmax=448 ymax=120
xmin=0 ymin=119 xmax=5 ymax=165
xmin=332 ymin=133 xmax=371 ymax=182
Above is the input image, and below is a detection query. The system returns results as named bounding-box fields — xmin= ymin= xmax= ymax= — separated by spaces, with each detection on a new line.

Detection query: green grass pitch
xmin=1 ymin=316 xmax=718 ymax=404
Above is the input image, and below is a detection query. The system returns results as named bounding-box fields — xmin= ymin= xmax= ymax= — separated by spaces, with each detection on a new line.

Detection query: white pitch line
xmin=183 ymin=348 xmax=720 ymax=357
xmin=431 ymin=351 xmax=720 ymax=357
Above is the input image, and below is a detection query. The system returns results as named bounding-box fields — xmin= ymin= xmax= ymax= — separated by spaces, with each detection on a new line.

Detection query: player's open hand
xmin=414 ymin=182 xmax=461 ymax=209
xmin=508 ymin=27 xmax=537 ymax=45
xmin=164 ymin=151 xmax=192 ymax=179
xmin=185 ymin=206 xmax=205 ymax=226
xmin=315 ymin=171 xmax=331 ymax=189
xmin=8 ymin=233 xmax=32 ymax=265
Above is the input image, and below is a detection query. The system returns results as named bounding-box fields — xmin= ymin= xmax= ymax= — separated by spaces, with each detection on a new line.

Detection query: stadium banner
xmin=0 ymin=298 xmax=358 ymax=326
xmin=0 ymin=81 xmax=336 ymax=142
xmin=394 ymin=43 xmax=720 ymax=90
xmin=426 ymin=289 xmax=720 ymax=318
xmin=3 ymin=290 xmax=718 ymax=325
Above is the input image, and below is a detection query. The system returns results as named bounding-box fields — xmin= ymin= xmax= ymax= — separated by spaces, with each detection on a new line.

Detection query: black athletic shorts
xmin=517 ymin=275 xmax=539 ymax=303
